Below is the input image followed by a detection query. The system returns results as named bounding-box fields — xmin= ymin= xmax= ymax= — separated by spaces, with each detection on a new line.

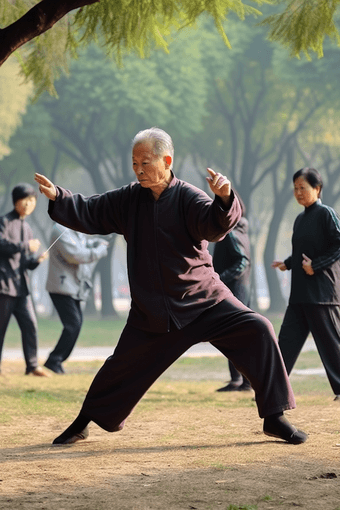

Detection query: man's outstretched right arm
xmin=35 ymin=172 xmax=125 ymax=237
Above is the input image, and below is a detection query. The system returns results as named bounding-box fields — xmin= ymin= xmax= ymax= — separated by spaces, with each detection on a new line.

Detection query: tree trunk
xmin=263 ymin=144 xmax=294 ymax=313
xmin=84 ymin=285 xmax=98 ymax=317
xmin=263 ymin=207 xmax=288 ymax=313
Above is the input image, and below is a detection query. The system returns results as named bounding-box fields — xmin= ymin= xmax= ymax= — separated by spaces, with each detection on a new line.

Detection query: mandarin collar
xmin=162 ymin=171 xmax=177 ymax=193
xmin=305 ymin=198 xmax=321 ymax=213
xmin=145 ymin=171 xmax=178 ymax=200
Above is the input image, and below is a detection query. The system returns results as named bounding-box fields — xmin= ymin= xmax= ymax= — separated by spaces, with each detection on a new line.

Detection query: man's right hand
xmin=34 ymin=173 xmax=57 ymax=201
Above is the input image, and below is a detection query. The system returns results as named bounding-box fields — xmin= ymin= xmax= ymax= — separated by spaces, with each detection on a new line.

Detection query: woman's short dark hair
xmin=293 ymin=167 xmax=323 ymax=193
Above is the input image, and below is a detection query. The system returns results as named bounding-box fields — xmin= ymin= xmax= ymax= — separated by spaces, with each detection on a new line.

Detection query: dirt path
xmin=1 ymin=395 xmax=340 ymax=509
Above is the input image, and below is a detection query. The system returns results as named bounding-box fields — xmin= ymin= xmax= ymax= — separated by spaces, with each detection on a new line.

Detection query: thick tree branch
xmin=0 ymin=0 xmax=99 ymax=66
xmin=213 ymin=82 xmax=237 ymax=179
xmin=252 ymin=100 xmax=321 ymax=190
xmin=52 ymin=139 xmax=85 ymax=169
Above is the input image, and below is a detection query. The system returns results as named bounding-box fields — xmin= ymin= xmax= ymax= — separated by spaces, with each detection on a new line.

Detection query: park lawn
xmin=3 ymin=316 xmax=127 ymax=348
xmin=4 ymin=311 xmax=284 ymax=349
xmin=0 ymin=370 xmax=333 ymax=431
xmin=0 ymin=353 xmax=329 ymax=427
xmin=3 ymin=308 xmax=325 ymax=399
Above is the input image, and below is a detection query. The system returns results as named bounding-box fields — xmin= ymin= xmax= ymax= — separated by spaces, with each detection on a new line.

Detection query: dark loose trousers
xmin=80 ymin=299 xmax=295 ymax=432
xmin=279 ymin=303 xmax=340 ymax=394
xmin=0 ymin=294 xmax=38 ymax=373
xmin=47 ymin=293 xmax=83 ymax=364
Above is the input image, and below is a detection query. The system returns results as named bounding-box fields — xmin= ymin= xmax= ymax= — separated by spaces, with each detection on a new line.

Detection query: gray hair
xmin=132 ymin=127 xmax=174 ymax=168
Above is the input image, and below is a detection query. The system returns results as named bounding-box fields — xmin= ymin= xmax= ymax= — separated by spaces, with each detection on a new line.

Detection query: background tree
xmin=0 ymin=0 xmax=261 ymax=94
xmin=185 ymin=19 xmax=330 ymax=310
xmin=1 ymin=0 xmax=340 ymax=95
xmin=0 ymin=59 xmax=32 ymax=209
xmin=263 ymin=43 xmax=340 ymax=310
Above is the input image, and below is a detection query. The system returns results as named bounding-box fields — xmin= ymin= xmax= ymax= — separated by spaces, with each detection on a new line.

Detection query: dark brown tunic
xmin=48 ymin=174 xmax=241 ymax=332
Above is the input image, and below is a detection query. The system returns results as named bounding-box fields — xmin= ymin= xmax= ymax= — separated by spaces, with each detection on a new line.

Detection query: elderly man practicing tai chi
xmin=35 ymin=127 xmax=307 ymax=446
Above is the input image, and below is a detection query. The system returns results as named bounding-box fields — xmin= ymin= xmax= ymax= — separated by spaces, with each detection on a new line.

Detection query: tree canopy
xmin=1 ymin=0 xmax=340 ymax=95
xmin=1 ymin=35 xmax=211 ymax=315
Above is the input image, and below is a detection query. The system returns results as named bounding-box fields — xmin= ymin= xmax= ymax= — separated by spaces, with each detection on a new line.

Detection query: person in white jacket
xmin=44 ymin=223 xmax=108 ymax=374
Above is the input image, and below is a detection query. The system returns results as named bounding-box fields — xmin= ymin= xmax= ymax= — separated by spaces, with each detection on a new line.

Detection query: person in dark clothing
xmin=35 ymin=127 xmax=307 ymax=446
xmin=272 ymin=167 xmax=340 ymax=400
xmin=213 ymin=193 xmax=252 ymax=392
xmin=0 ymin=183 xmax=49 ymax=376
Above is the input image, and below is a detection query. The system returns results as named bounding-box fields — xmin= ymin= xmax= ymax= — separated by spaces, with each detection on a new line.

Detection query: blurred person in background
xmin=0 ymin=183 xmax=49 ymax=376
xmin=272 ymin=167 xmax=340 ymax=400
xmin=213 ymin=191 xmax=252 ymax=392
xmin=44 ymin=223 xmax=108 ymax=374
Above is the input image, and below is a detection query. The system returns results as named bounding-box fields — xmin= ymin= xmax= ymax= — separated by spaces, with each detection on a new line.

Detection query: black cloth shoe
xmin=44 ymin=360 xmax=65 ymax=374
xmin=263 ymin=413 xmax=308 ymax=444
xmin=334 ymin=395 xmax=340 ymax=401
xmin=53 ymin=425 xmax=89 ymax=445
xmin=216 ymin=381 xmax=242 ymax=392
xmin=264 ymin=427 xmax=308 ymax=444
xmin=236 ymin=381 xmax=252 ymax=391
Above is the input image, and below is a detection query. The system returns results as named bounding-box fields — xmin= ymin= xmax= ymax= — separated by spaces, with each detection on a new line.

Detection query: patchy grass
xmin=4 ymin=310 xmax=285 ymax=349
xmin=0 ymin=355 xmax=332 ymax=425
xmin=3 ymin=316 xmax=126 ymax=348
xmin=294 ymin=350 xmax=322 ymax=369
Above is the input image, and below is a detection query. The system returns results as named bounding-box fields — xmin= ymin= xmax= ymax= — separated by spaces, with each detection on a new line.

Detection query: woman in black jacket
xmin=272 ymin=167 xmax=340 ymax=399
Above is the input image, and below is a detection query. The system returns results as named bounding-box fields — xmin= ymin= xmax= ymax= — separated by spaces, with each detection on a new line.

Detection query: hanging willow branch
xmin=0 ymin=0 xmax=99 ymax=66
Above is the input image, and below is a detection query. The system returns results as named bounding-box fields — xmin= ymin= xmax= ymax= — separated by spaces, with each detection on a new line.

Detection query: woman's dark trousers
xmin=279 ymin=303 xmax=340 ymax=395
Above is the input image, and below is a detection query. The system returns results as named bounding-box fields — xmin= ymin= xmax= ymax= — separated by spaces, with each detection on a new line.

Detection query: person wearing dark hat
xmin=0 ymin=183 xmax=49 ymax=376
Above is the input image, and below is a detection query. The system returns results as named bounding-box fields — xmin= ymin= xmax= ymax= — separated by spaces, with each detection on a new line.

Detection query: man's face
xmin=14 ymin=195 xmax=37 ymax=218
xmin=132 ymin=142 xmax=171 ymax=193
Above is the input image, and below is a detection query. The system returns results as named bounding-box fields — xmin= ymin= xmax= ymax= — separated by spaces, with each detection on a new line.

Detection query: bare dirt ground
xmin=1 ymin=365 xmax=340 ymax=509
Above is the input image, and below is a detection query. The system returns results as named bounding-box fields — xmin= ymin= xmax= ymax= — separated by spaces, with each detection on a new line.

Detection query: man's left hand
xmin=206 ymin=168 xmax=231 ymax=207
